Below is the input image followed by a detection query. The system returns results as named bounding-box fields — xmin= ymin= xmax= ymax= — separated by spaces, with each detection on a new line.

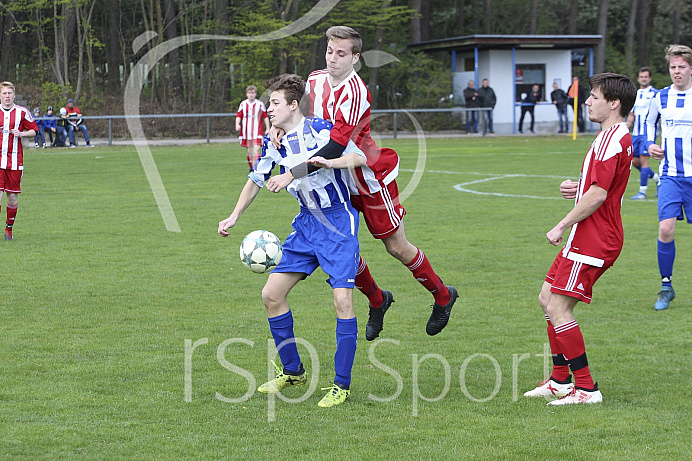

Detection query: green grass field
xmin=1 ymin=135 xmax=689 ymax=459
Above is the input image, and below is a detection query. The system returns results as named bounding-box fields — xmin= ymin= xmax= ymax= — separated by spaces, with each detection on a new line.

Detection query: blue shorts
xmin=632 ymin=135 xmax=649 ymax=158
xmin=273 ymin=202 xmax=360 ymax=288
xmin=658 ymin=176 xmax=692 ymax=223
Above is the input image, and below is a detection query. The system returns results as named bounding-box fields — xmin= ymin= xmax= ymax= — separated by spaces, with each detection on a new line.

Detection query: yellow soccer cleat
xmin=257 ymin=361 xmax=307 ymax=394
xmin=318 ymin=383 xmax=350 ymax=408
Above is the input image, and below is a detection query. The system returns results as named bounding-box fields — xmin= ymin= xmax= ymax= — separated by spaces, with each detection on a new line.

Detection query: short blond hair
xmin=326 ymin=26 xmax=362 ymax=54
xmin=665 ymin=44 xmax=692 ymax=67
xmin=0 ymin=81 xmax=15 ymax=92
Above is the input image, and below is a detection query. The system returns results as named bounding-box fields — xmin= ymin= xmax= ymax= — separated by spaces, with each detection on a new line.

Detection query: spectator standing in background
xmin=478 ymin=79 xmax=497 ymax=134
xmin=463 ymin=80 xmax=480 ymax=134
xmin=551 ymin=82 xmax=570 ymax=133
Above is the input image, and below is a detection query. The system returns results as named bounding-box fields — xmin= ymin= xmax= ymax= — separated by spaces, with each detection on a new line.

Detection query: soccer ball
xmin=239 ymin=230 xmax=283 ymax=273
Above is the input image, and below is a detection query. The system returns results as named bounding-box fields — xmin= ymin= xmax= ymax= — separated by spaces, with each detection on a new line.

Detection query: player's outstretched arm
xmin=307 ymin=153 xmax=366 ymax=170
xmin=546 ymin=184 xmax=607 ymax=246
xmin=218 ymin=179 xmax=261 ymax=236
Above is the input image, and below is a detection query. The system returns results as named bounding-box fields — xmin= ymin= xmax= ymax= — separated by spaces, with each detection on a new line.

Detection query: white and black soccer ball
xmin=239 ymin=230 xmax=283 ymax=273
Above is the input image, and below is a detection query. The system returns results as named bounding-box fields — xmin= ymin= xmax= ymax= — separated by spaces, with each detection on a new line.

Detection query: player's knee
xmin=261 ymin=286 xmax=282 ymax=310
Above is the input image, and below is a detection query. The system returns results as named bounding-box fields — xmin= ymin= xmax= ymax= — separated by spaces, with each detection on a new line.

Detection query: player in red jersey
xmin=236 ymin=85 xmax=270 ymax=169
xmin=266 ymin=26 xmax=458 ymax=339
xmin=0 ymin=81 xmax=38 ymax=240
xmin=524 ymin=73 xmax=636 ymax=405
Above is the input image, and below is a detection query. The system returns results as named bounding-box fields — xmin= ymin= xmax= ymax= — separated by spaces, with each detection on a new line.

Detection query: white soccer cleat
xmin=547 ymin=387 xmax=603 ymax=405
xmin=524 ymin=378 xmax=574 ymax=398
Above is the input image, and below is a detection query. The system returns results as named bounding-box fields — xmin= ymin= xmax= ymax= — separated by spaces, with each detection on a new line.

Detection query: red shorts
xmin=240 ymin=138 xmax=262 ymax=148
xmin=0 ymin=169 xmax=22 ymax=194
xmin=351 ymin=180 xmax=406 ymax=239
xmin=545 ymin=251 xmax=611 ymax=304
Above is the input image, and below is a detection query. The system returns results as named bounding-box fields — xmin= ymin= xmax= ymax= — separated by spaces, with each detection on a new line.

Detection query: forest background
xmin=0 ymin=0 xmax=690 ymax=138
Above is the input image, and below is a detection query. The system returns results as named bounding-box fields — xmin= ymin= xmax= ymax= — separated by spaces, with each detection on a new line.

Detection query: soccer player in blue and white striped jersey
xmin=218 ymin=74 xmax=366 ymax=407
xmin=629 ymin=67 xmax=658 ymax=199
xmin=645 ymin=44 xmax=692 ymax=310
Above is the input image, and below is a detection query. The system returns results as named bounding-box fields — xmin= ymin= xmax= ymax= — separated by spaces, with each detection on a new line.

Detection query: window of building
xmin=515 ymin=64 xmax=545 ymax=101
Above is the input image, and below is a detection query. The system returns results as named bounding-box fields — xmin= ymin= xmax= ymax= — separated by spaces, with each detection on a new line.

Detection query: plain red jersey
xmin=306 ymin=69 xmax=399 ymax=194
xmin=1 ymin=104 xmax=38 ymax=170
xmin=562 ymin=122 xmax=633 ymax=267
xmin=236 ymin=99 xmax=268 ymax=143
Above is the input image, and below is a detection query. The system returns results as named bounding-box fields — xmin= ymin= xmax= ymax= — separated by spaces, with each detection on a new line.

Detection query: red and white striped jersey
xmin=236 ymin=99 xmax=268 ymax=142
xmin=1 ymin=104 xmax=38 ymax=170
xmin=306 ymin=69 xmax=399 ymax=194
xmin=562 ymin=122 xmax=633 ymax=267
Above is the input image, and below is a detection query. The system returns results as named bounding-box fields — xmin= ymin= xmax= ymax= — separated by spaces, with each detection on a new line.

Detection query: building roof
xmin=408 ymin=34 xmax=602 ymax=53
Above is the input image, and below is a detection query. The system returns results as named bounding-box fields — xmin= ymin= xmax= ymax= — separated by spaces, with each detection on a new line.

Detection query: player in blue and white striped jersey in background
xmin=628 ymin=67 xmax=658 ymax=200
xmin=218 ymin=73 xmax=366 ymax=407
xmin=645 ymin=44 xmax=692 ymax=310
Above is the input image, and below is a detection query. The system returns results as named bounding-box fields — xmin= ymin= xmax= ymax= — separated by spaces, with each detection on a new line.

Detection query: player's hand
xmin=306 ymin=156 xmax=333 ymax=169
xmin=269 ymin=126 xmax=285 ymax=149
xmin=235 ymin=124 xmax=240 ymax=132
xmin=218 ymin=216 xmax=238 ymax=237
xmin=546 ymin=227 xmax=564 ymax=246
xmin=649 ymin=144 xmax=664 ymax=160
xmin=10 ymin=128 xmax=22 ymax=137
xmin=559 ymin=179 xmax=578 ymax=199
xmin=266 ymin=171 xmax=294 ymax=193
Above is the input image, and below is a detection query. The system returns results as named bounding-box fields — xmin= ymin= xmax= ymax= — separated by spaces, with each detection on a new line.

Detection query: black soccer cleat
xmin=365 ymin=290 xmax=394 ymax=341
xmin=426 ymin=286 xmax=458 ymax=336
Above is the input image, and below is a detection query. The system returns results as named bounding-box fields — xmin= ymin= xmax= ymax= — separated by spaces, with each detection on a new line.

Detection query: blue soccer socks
xmin=334 ymin=317 xmax=358 ymax=388
xmin=268 ymin=311 xmax=302 ymax=374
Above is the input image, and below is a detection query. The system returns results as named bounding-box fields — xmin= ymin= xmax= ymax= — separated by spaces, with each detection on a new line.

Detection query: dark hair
xmin=638 ymin=66 xmax=652 ymax=77
xmin=326 ymin=26 xmax=362 ymax=54
xmin=588 ymin=72 xmax=637 ymax=118
xmin=264 ymin=74 xmax=306 ymax=112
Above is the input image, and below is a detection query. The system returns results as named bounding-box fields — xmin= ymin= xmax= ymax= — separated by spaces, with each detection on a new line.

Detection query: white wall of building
xmin=452 ymin=48 xmax=575 ymax=133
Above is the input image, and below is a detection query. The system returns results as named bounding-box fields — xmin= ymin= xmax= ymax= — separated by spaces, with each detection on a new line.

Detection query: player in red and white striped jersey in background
xmin=266 ymin=26 xmax=458 ymax=339
xmin=236 ymin=85 xmax=270 ymax=169
xmin=524 ymin=73 xmax=636 ymax=405
xmin=0 ymin=81 xmax=38 ymax=241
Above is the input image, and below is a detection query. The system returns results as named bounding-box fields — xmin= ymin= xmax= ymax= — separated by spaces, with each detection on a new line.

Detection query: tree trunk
xmin=420 ymin=0 xmax=430 ymax=41
xmin=410 ymin=0 xmax=421 ymax=43
xmin=471 ymin=0 xmax=480 ymax=33
xmin=625 ymin=0 xmax=639 ymax=77
xmin=482 ymin=0 xmax=491 ymax=34
xmin=457 ymin=0 xmax=466 ymax=36
xmin=595 ymin=0 xmax=609 ymax=74
xmin=568 ymin=0 xmax=578 ymax=34
xmin=636 ymin=0 xmax=649 ymax=66
xmin=164 ymin=0 xmax=184 ymax=100
xmin=107 ymin=0 xmax=121 ymax=89
xmin=529 ymin=0 xmax=538 ymax=34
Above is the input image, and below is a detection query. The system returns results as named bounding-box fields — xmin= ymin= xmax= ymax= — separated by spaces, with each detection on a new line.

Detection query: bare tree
xmin=595 ymin=0 xmax=609 ymax=74
xmin=410 ymin=0 xmax=421 ymax=43
xmin=529 ymin=0 xmax=538 ymax=34
xmin=164 ymin=0 xmax=183 ymax=100
xmin=568 ymin=0 xmax=578 ymax=34
xmin=107 ymin=0 xmax=121 ymax=89
xmin=482 ymin=0 xmax=491 ymax=34
xmin=626 ymin=0 xmax=639 ymax=77
xmin=457 ymin=0 xmax=466 ymax=36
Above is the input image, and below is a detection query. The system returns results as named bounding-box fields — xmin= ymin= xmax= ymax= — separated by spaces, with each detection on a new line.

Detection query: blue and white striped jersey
xmin=249 ymin=116 xmax=364 ymax=209
xmin=645 ymin=85 xmax=692 ymax=177
xmin=632 ymin=86 xmax=657 ymax=136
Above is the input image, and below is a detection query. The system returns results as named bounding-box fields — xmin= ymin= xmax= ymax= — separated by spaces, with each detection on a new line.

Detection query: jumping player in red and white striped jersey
xmin=236 ymin=85 xmax=270 ymax=169
xmin=266 ymin=26 xmax=458 ymax=339
xmin=524 ymin=73 xmax=636 ymax=405
xmin=0 ymin=81 xmax=38 ymax=241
